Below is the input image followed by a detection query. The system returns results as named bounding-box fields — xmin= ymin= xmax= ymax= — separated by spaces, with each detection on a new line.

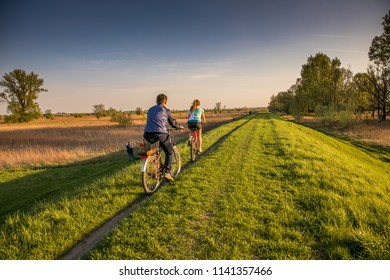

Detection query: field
xmin=0 ymin=112 xmax=389 ymax=260
xmin=0 ymin=110 xmax=249 ymax=169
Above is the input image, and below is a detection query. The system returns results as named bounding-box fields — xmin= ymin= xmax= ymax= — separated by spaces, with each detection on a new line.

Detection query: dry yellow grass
xmin=0 ymin=124 xmax=144 ymax=168
xmin=0 ymin=110 xmax=250 ymax=169
xmin=292 ymin=115 xmax=390 ymax=149
xmin=340 ymin=120 xmax=390 ymax=147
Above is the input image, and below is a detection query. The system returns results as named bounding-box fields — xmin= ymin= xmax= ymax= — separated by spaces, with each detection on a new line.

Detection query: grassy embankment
xmin=1 ymin=112 xmax=389 ymax=259
xmin=0 ymin=115 xmax=250 ymax=259
xmin=87 ymin=113 xmax=390 ymax=260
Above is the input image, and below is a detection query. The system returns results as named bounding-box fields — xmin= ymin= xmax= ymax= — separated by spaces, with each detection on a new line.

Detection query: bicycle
xmin=188 ymin=127 xmax=200 ymax=162
xmin=138 ymin=128 xmax=182 ymax=195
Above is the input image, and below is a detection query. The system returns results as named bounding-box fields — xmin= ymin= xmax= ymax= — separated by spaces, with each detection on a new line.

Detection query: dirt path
xmin=59 ymin=199 xmax=146 ymax=260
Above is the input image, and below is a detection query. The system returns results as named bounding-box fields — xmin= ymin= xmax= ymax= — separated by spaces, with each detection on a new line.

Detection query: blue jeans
xmin=143 ymin=132 xmax=174 ymax=173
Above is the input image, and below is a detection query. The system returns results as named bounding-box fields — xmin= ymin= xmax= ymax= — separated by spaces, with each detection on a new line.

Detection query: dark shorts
xmin=188 ymin=122 xmax=202 ymax=130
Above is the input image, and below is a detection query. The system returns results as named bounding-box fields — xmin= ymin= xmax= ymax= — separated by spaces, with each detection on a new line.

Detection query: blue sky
xmin=0 ymin=0 xmax=388 ymax=114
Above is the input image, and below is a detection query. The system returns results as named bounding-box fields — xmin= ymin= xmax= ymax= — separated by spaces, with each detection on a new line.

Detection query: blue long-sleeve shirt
xmin=144 ymin=104 xmax=180 ymax=133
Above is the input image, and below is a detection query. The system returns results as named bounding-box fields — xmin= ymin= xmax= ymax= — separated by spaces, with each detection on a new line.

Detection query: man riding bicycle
xmin=143 ymin=93 xmax=183 ymax=182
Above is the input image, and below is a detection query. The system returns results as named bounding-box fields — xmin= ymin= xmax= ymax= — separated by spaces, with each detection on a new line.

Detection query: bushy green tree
xmin=110 ymin=109 xmax=133 ymax=127
xmin=135 ymin=107 xmax=144 ymax=115
xmin=295 ymin=53 xmax=345 ymax=113
xmin=44 ymin=109 xmax=55 ymax=120
xmin=369 ymin=10 xmax=390 ymax=68
xmin=272 ymin=53 xmax=358 ymax=125
xmin=92 ymin=104 xmax=106 ymax=119
xmin=0 ymin=69 xmax=47 ymax=123
xmin=268 ymin=90 xmax=295 ymax=114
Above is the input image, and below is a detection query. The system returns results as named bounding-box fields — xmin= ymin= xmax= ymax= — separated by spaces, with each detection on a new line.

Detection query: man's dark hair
xmin=156 ymin=93 xmax=167 ymax=104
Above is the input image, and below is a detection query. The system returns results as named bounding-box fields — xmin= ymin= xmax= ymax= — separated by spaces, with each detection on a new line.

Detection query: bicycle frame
xmin=140 ymin=128 xmax=182 ymax=194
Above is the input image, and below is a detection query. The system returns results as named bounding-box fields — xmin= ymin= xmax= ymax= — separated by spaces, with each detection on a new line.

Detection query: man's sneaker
xmin=164 ymin=172 xmax=174 ymax=182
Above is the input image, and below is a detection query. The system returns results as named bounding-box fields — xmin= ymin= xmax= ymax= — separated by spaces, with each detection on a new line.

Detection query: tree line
xmin=268 ymin=10 xmax=390 ymax=124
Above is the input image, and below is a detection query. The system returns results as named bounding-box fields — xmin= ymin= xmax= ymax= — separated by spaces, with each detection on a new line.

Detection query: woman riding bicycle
xmin=144 ymin=93 xmax=183 ymax=182
xmin=187 ymin=99 xmax=206 ymax=153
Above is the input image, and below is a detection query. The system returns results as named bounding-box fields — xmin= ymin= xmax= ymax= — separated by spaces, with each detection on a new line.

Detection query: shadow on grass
xmin=0 ymin=150 xmax=144 ymax=222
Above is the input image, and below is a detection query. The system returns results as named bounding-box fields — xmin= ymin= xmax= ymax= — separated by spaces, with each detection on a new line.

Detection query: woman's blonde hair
xmin=190 ymin=99 xmax=200 ymax=112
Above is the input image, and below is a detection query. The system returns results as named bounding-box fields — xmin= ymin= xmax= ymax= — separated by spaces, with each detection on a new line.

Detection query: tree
xmin=354 ymin=72 xmax=378 ymax=117
xmin=368 ymin=10 xmax=390 ymax=121
xmin=135 ymin=107 xmax=144 ymax=115
xmin=110 ymin=109 xmax=133 ymax=127
xmin=92 ymin=104 xmax=106 ymax=119
xmin=44 ymin=109 xmax=55 ymax=120
xmin=295 ymin=53 xmax=343 ymax=113
xmin=369 ymin=10 xmax=390 ymax=68
xmin=267 ymin=90 xmax=294 ymax=114
xmin=268 ymin=94 xmax=277 ymax=112
xmin=215 ymin=102 xmax=222 ymax=113
xmin=294 ymin=52 xmax=355 ymax=121
xmin=106 ymin=107 xmax=117 ymax=116
xmin=0 ymin=69 xmax=47 ymax=123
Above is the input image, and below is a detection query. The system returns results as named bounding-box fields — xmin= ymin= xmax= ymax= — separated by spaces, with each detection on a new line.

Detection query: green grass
xmin=1 ymin=113 xmax=389 ymax=259
xmin=0 ymin=116 xmax=250 ymax=259
xmin=87 ymin=113 xmax=390 ymax=260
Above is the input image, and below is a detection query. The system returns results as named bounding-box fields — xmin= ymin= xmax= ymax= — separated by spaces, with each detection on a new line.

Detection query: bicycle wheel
xmin=142 ymin=154 xmax=163 ymax=194
xmin=190 ymin=136 xmax=197 ymax=162
xmin=171 ymin=146 xmax=182 ymax=177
